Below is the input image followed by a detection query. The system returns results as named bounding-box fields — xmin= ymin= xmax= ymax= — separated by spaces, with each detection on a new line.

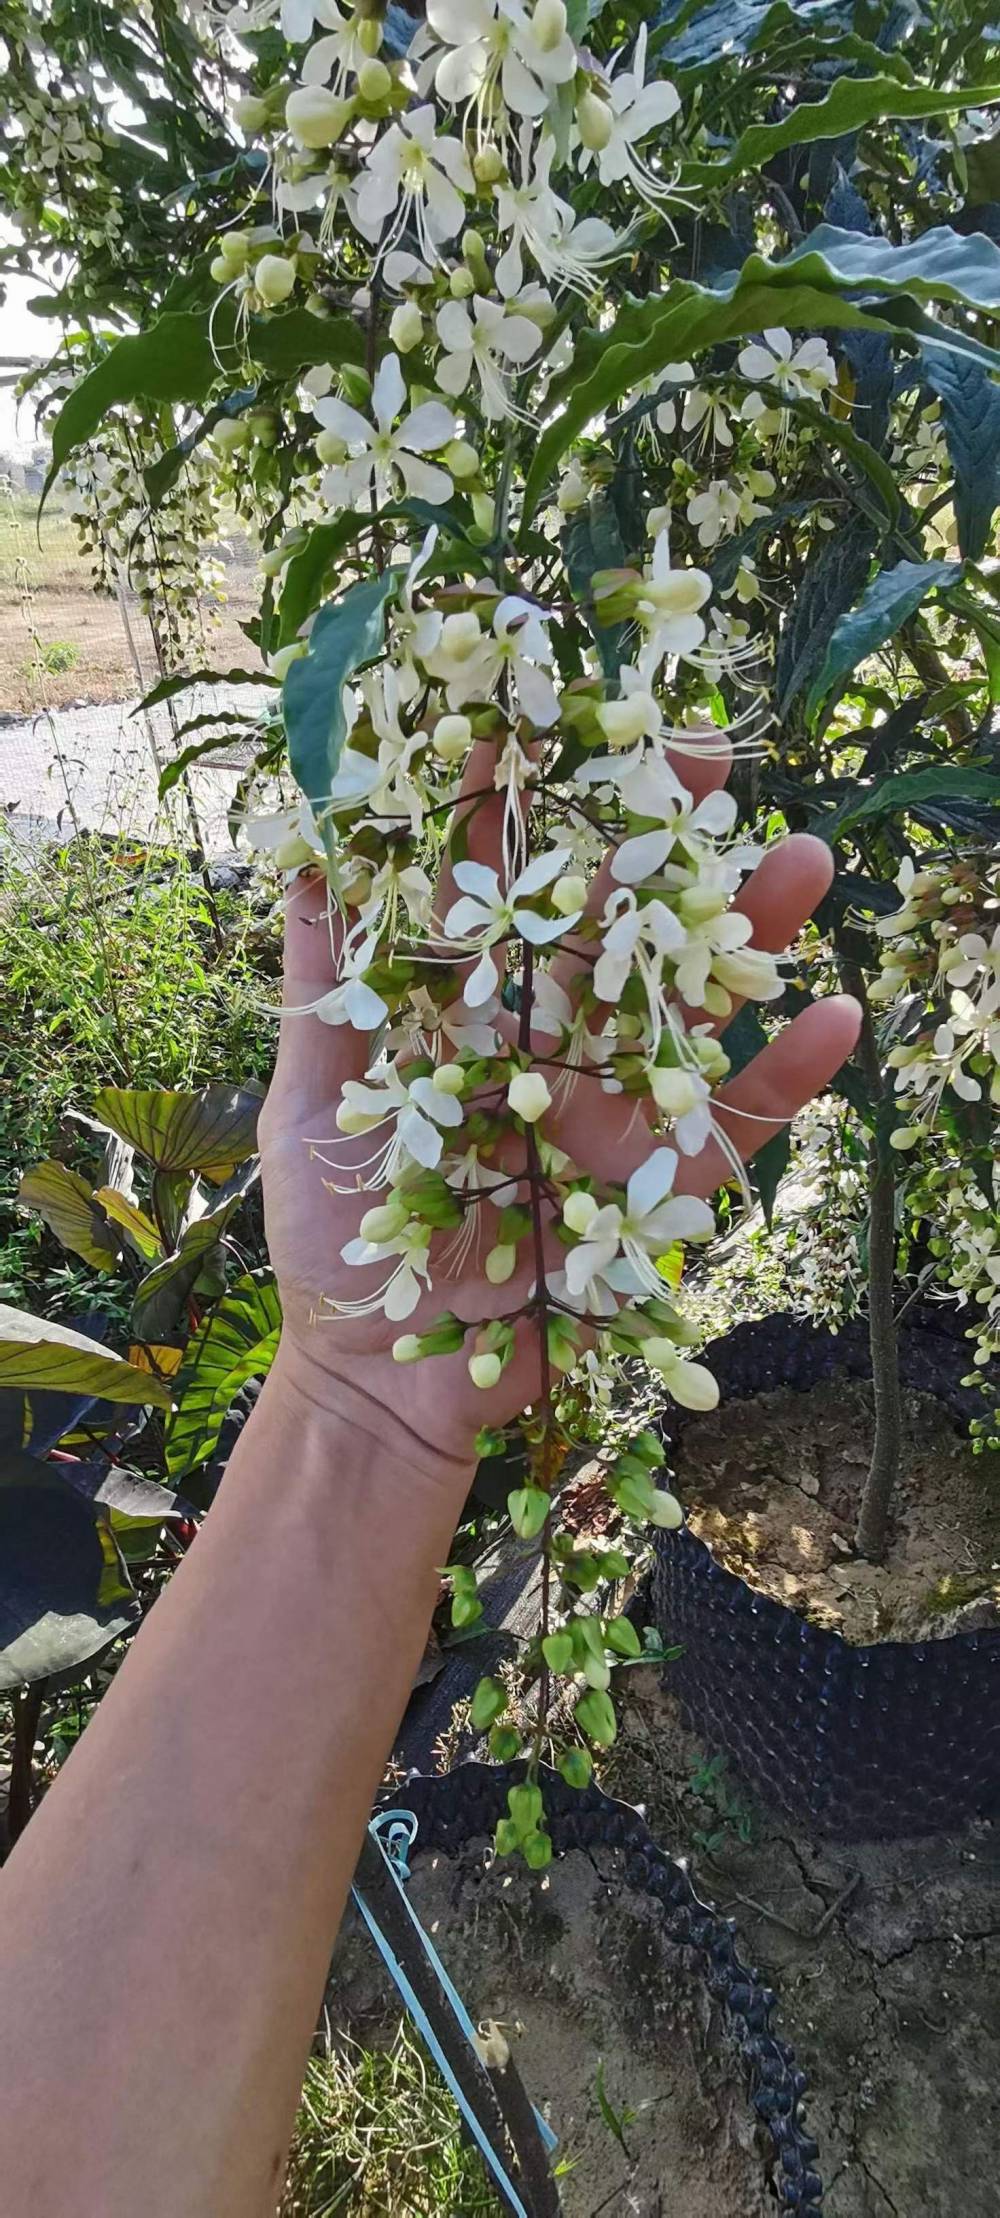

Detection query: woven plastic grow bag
xmin=386 ymin=1761 xmax=823 ymax=2213
xmin=650 ymin=1313 xmax=1000 ymax=1838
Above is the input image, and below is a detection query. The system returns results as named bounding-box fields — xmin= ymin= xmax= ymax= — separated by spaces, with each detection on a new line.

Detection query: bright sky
xmin=0 ymin=267 xmax=60 ymax=457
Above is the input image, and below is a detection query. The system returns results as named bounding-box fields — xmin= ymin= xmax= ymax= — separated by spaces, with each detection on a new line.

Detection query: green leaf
xmin=682 ymin=79 xmax=1000 ymax=188
xmin=18 ymin=1162 xmax=121 ymax=1272
xmin=276 ymin=516 xmax=370 ymax=647
xmin=522 ymin=226 xmax=1000 ymax=525
xmin=776 ymin=517 xmax=878 ymax=718
xmin=752 ymin=1125 xmax=791 ymax=1230
xmin=135 ymin=667 xmax=276 ymax=713
xmin=826 ymin=764 xmax=1000 ymax=839
xmin=284 ymin=572 xmax=397 ymax=837
xmin=805 ymin=558 xmax=958 ymax=721
xmin=562 ymin=490 xmax=629 ymax=678
xmin=165 ymin=1274 xmax=281 ymax=1477
xmin=42 ymin=311 xmax=220 ymax=508
xmin=92 ymin=1084 xmax=261 ymax=1176
xmin=919 ymin=344 xmax=1000 ymax=561
xmin=0 ymin=1449 xmax=138 ymax=1691
xmin=247 ymin=308 xmax=365 ymax=378
xmin=92 ymin=1188 xmax=163 ymax=1261
xmin=131 ymin=1206 xmax=244 ymax=1343
xmin=0 ymin=1306 xmax=171 ymax=1409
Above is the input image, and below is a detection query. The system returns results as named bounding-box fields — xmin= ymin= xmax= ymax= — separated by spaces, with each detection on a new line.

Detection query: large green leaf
xmin=276 ymin=516 xmax=370 ymax=647
xmin=683 ymin=79 xmax=1000 ymax=188
xmin=562 ymin=490 xmax=629 ymax=678
xmin=165 ymin=1274 xmax=281 ymax=1477
xmin=919 ymin=345 xmax=1000 ymax=561
xmin=824 ymin=764 xmax=1000 ymax=840
xmin=0 ymin=1450 xmax=138 ymax=1691
xmin=248 ymin=307 xmax=365 ymax=378
xmin=0 ymin=1307 xmax=171 ymax=1409
xmin=42 ymin=311 xmax=220 ymax=506
xmin=805 ymin=558 xmax=958 ymax=720
xmin=131 ymin=1204 xmax=243 ymax=1343
xmin=18 ymin=1162 xmax=121 ymax=1272
xmin=284 ymin=572 xmax=397 ymax=836
xmin=776 ymin=517 xmax=877 ymax=717
xmin=136 ymin=667 xmax=276 ymax=713
xmin=93 ymin=1084 xmax=261 ymax=1176
xmin=522 ymin=227 xmax=1000 ymax=525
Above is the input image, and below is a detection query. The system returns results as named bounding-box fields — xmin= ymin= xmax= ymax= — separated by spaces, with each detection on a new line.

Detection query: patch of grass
xmin=27 ymin=639 xmax=80 ymax=676
xmin=0 ymin=827 xmax=280 ymax=1309
xmin=921 ymin=1571 xmax=1000 ymax=1615
xmin=281 ymin=2018 xmax=503 ymax=2217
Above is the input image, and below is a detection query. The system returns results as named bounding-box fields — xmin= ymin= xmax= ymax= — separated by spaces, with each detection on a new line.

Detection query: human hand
xmin=259 ymin=737 xmax=859 ymax=1482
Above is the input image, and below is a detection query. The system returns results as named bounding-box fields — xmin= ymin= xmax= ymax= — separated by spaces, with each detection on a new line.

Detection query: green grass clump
xmin=281 ymin=2018 xmax=503 ymax=2216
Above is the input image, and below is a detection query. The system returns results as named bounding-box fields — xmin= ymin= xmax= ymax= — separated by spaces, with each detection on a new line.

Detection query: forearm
xmin=0 ymin=1350 xmax=471 ymax=2218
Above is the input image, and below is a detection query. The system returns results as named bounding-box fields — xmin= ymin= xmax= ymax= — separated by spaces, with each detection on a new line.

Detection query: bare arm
xmin=0 ymin=741 xmax=859 ymax=2216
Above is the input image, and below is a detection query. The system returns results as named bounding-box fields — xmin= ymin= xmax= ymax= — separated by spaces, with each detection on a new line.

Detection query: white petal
xmin=453 ymin=859 xmax=502 ymax=901
xmin=627 ymin=1147 xmax=678 ymax=1219
xmin=516 ymin=910 xmax=576 ymax=945
xmin=385 ymin=1263 xmax=423 ymax=1319
xmin=642 ymin=1195 xmax=714 ymax=1243
xmin=398 ymin=1105 xmax=444 ymax=1167
xmin=313 ymin=395 xmax=373 ymax=445
xmin=372 ymin=352 xmax=406 ymax=430
xmin=397 ymin=452 xmax=455 ymax=504
xmin=510 ymin=847 xmax=571 ymax=900
xmin=464 ymin=947 xmax=501 ymax=1006
xmin=343 ymin=978 xmax=389 ymax=1029
xmin=612 ymin=830 xmax=673 ymax=885
xmin=444 ymin=894 xmax=493 ymax=938
xmin=401 ymin=399 xmax=457 ymax=451
xmin=516 ymin=659 xmax=560 ymax=727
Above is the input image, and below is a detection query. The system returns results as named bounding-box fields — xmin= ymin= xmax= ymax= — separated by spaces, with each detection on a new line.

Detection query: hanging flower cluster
xmin=872 ymin=853 xmax=1000 ymax=1422
xmin=215 ymin=0 xmax=815 ymax=1853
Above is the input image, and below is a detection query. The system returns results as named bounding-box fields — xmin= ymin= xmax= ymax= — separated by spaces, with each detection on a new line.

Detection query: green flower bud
xmin=558 ymin=1747 xmax=593 ymax=1789
xmin=473 ymin=145 xmax=504 ymax=186
xmin=577 ymin=87 xmax=613 ymax=151
xmin=575 ymin=1687 xmax=617 ymax=1746
xmin=485 ymin=1242 xmax=516 ymax=1285
xmin=489 ymin=1724 xmax=522 ymax=1762
xmin=494 ymin=1818 xmax=520 ymax=1856
xmin=469 ymin=1350 xmax=502 ymax=1389
xmin=357 ymin=56 xmax=392 ymax=100
xmin=606 ymin=1617 xmax=642 ymax=1658
xmin=522 ymin=1828 xmax=553 ymax=1869
xmin=541 ymin=1630 xmax=575 ymax=1673
xmin=508 ymin=1782 xmax=543 ymax=1835
xmin=508 ymin=1486 xmax=549 ymax=1540
xmin=255 ymin=253 xmax=296 ymax=306
xmin=470 ymin=1676 xmax=507 ymax=1730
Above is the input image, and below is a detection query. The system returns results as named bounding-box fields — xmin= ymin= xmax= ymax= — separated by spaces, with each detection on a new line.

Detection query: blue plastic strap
xmin=352 ymin=1811 xmax=557 ymax=2216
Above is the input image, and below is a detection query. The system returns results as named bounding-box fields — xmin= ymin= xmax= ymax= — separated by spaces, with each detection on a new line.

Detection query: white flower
xmin=422 ymin=594 xmax=559 ymax=725
xmin=443 ymin=848 xmax=579 ymax=1004
xmin=737 ymin=326 xmax=836 ymax=421
xmin=686 ymin=470 xmax=773 ymax=548
xmin=297 ymin=0 xmax=368 ymax=96
xmin=634 ymin=529 xmax=712 ymax=673
xmin=580 ymin=28 xmax=680 ymax=205
xmin=340 ymin=1219 xmax=433 ymax=1320
xmin=435 ymin=266 xmax=543 ymax=421
xmin=424 ymin=0 xmax=576 ymax=123
xmin=678 ymin=386 xmax=733 ymax=449
xmin=495 ymin=127 xmax=620 ymax=294
xmin=337 ymin=1060 xmax=464 ymax=1169
xmin=593 ymin=889 xmax=685 ymax=1021
xmin=314 ymin=352 xmax=457 ymax=510
xmin=564 ymin=1149 xmax=714 ymax=1304
xmin=354 ymin=105 xmax=474 ymax=258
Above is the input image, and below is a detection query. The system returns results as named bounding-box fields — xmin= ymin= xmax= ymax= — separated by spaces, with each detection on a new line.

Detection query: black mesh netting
xmin=650 ymin=1312 xmax=1000 ymax=1838
xmin=388 ymin=1762 xmax=823 ymax=2212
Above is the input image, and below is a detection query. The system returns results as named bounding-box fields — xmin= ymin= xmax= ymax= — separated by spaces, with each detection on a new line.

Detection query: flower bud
xmin=542 ymin=1630 xmax=575 ymax=1673
xmin=890 ymin=1124 xmax=923 ymax=1150
xmin=255 ymin=253 xmax=295 ymax=305
xmin=469 ymin=1349 xmax=503 ymax=1389
xmin=269 ymin=641 xmax=307 ymax=683
xmin=678 ymin=884 xmax=727 ymax=925
xmin=552 ymin=874 xmax=586 ymax=915
xmin=508 ymin=1781 xmax=543 ymax=1833
xmin=649 ymin=1066 xmax=699 ymax=1118
xmin=210 ymin=254 xmax=233 ymax=283
xmin=273 ymin=830 xmax=315 ymax=869
xmin=392 ymin=1334 xmax=423 ymax=1363
xmin=316 ymin=428 xmax=349 ymax=465
xmin=357 ymin=56 xmax=391 ymax=100
xmin=470 ymin=1676 xmax=506 ymax=1729
xmin=648 ymin=1488 xmax=684 ymax=1528
xmin=359 ymin=1199 xmax=409 ymax=1242
xmin=597 ymin=693 xmax=654 ymax=747
xmin=442 ymin=437 xmax=480 ymax=480
xmin=508 ymin=1071 xmax=551 ymax=1122
xmin=559 ymin=1747 xmax=593 ymax=1788
xmin=210 ymin=417 xmax=251 ymax=455
xmin=431 ymin=1061 xmax=465 ymax=1096
xmin=508 ymin=1486 xmax=549 ymax=1540
xmin=563 ymin=1188 xmax=598 ymax=1235
xmin=357 ymin=14 xmax=383 ymax=53
xmin=285 ymin=85 xmax=351 ymax=148
xmin=577 ymin=88 xmax=613 ymax=150
xmin=471 ymin=489 xmax=495 ymax=533
xmin=531 ymin=0 xmax=567 ymax=49
xmin=389 ymin=299 xmax=424 ymax=352
xmin=433 ymin=711 xmax=473 ymax=761
xmin=485 ymin=1242 xmax=516 ymax=1284
xmin=473 ymin=144 xmax=504 ymax=186
xmin=219 ymin=230 xmax=252 ymax=267
xmin=439 ymin=610 xmax=483 ymax=662
xmin=450 ymin=265 xmax=476 ymax=298
xmin=575 ymin=1687 xmax=617 ymax=1746
xmin=233 ymin=93 xmax=269 ymax=132
xmin=713 ymin=947 xmax=781 ymax=1000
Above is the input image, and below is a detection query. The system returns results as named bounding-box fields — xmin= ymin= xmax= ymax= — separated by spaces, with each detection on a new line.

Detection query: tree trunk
xmin=841 ymin=965 xmax=903 ymax=1562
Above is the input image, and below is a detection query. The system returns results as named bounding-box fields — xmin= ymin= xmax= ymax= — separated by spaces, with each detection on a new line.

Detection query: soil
xmin=329 ymin=1842 xmax=775 ymax=2217
xmin=669 ymin=1376 xmax=1000 ymax=1642
xmin=605 ymin=1670 xmax=1000 ymax=2218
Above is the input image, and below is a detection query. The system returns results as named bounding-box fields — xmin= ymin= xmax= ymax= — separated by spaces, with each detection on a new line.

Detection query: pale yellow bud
xmin=508 ymin=1071 xmax=552 ymax=1123
xmin=666 ymin=1360 xmax=719 ymax=1412
xmin=432 ymin=712 xmax=473 ymax=762
xmin=473 ymin=144 xmax=504 ymax=185
xmin=255 ymin=253 xmax=295 ymax=305
xmin=531 ymin=0 xmax=567 ymax=49
xmin=442 ymin=437 xmax=480 ymax=480
xmin=597 ymin=693 xmax=655 ymax=747
xmin=678 ymin=884 xmax=727 ymax=925
xmin=450 ymin=265 xmax=476 ymax=298
xmin=360 ymin=1200 xmax=409 ymax=1242
xmin=648 ymin=1489 xmax=684 ymax=1529
xmin=440 ymin=611 xmax=482 ymax=662
xmin=389 ymin=300 xmax=424 ymax=352
xmin=358 ymin=15 xmax=383 ymax=53
xmin=649 ymin=1067 xmax=699 ymax=1118
xmin=432 ymin=1062 xmax=465 ymax=1095
xmin=316 ymin=428 xmax=349 ymax=465
xmin=357 ymin=56 xmax=391 ymax=100
xmin=392 ymin=1334 xmax=423 ymax=1363
xmin=890 ymin=1125 xmax=923 ymax=1150
xmin=563 ymin=1189 xmax=598 ymax=1235
xmin=285 ymin=85 xmax=351 ymax=148
xmin=210 ymin=254 xmax=232 ymax=283
xmin=233 ymin=94 xmax=269 ymax=132
xmin=469 ymin=1350 xmax=503 ymax=1389
xmin=269 ymin=641 xmax=307 ymax=682
xmin=273 ymin=832 xmax=316 ymax=870
xmin=485 ymin=1242 xmax=517 ymax=1285
xmin=577 ymin=88 xmax=613 ymax=151
xmin=552 ymin=875 xmax=586 ymax=915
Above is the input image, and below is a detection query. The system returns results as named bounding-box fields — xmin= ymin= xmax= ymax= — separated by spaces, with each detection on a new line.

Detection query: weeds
xmin=281 ymin=2018 xmax=502 ymax=2217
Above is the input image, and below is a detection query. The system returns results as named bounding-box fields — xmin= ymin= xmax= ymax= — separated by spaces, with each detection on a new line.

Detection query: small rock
xmin=800 ymin=1473 xmax=820 ymax=1498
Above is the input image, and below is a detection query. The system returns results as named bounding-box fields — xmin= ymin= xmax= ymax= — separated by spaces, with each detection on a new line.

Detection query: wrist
xmin=264 ymin=1333 xmax=475 ymax=1501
